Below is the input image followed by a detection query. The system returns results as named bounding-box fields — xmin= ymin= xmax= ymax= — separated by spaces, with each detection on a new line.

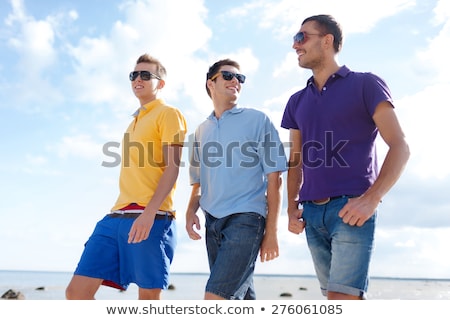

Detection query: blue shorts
xmin=74 ymin=214 xmax=176 ymax=290
xmin=302 ymin=196 xmax=376 ymax=298
xmin=204 ymin=211 xmax=265 ymax=300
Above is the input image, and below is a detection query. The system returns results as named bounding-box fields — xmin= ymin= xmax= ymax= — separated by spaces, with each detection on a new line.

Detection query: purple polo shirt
xmin=281 ymin=66 xmax=393 ymax=201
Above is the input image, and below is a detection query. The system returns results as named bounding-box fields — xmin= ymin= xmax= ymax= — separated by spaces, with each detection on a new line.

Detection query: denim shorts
xmin=74 ymin=214 xmax=176 ymax=290
xmin=302 ymin=196 xmax=376 ymax=298
xmin=204 ymin=211 xmax=265 ymax=300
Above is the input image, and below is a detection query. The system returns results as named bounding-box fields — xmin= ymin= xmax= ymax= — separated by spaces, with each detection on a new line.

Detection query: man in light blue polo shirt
xmin=185 ymin=58 xmax=287 ymax=300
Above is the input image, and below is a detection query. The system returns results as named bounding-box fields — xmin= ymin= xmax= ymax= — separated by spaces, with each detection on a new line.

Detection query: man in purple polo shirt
xmin=281 ymin=14 xmax=410 ymax=300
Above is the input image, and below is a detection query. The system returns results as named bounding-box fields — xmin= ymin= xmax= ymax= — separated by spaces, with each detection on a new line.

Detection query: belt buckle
xmin=312 ymin=197 xmax=331 ymax=205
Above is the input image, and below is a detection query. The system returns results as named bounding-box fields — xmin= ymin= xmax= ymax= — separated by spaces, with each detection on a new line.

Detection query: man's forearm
xmin=265 ymin=172 xmax=282 ymax=234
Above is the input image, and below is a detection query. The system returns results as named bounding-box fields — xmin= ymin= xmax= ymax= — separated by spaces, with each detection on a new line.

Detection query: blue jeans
xmin=204 ymin=211 xmax=265 ymax=300
xmin=302 ymin=196 xmax=376 ymax=298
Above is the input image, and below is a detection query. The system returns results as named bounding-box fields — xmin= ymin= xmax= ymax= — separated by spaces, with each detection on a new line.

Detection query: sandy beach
xmin=2 ymin=271 xmax=450 ymax=300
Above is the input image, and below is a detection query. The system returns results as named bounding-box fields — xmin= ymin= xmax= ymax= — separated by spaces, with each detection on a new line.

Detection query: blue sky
xmin=1 ymin=0 xmax=449 ymax=279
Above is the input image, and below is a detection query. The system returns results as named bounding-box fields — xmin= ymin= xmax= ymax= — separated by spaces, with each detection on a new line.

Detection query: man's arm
xmin=287 ymin=129 xmax=305 ymax=234
xmin=185 ymin=183 xmax=202 ymax=240
xmin=260 ymin=171 xmax=282 ymax=262
xmin=339 ymin=101 xmax=410 ymax=226
xmin=128 ymin=144 xmax=183 ymax=243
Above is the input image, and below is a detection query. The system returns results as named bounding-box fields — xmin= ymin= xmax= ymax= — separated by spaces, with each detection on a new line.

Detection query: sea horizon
xmin=1 ymin=269 xmax=450 ymax=282
xmin=2 ymin=269 xmax=450 ymax=300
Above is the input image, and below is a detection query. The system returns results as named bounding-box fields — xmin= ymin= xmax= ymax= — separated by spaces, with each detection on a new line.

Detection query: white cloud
xmin=394 ymin=239 xmax=416 ymax=248
xmin=225 ymin=0 xmax=416 ymax=38
xmin=52 ymin=134 xmax=103 ymax=160
xmin=4 ymin=0 xmax=26 ymax=26
xmin=373 ymin=227 xmax=450 ymax=278
xmin=25 ymin=154 xmax=47 ymax=166
xmin=60 ymin=0 xmax=213 ymax=118
xmin=5 ymin=0 xmax=77 ymax=74
xmin=273 ymin=52 xmax=302 ymax=78
xmin=433 ymin=0 xmax=450 ymax=24
xmin=396 ymin=84 xmax=450 ymax=179
xmin=2 ymin=0 xmax=76 ymax=111
xmin=417 ymin=23 xmax=450 ymax=82
xmin=21 ymin=154 xmax=61 ymax=176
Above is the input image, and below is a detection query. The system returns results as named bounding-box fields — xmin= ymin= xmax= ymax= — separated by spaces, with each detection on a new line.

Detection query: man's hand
xmin=128 ymin=212 xmax=155 ymax=244
xmin=288 ymin=207 xmax=305 ymax=234
xmin=338 ymin=196 xmax=378 ymax=227
xmin=260 ymin=232 xmax=279 ymax=262
xmin=186 ymin=212 xmax=202 ymax=240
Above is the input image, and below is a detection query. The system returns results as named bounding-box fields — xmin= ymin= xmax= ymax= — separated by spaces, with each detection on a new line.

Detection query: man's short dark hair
xmin=136 ymin=53 xmax=167 ymax=79
xmin=205 ymin=58 xmax=240 ymax=97
xmin=303 ymin=14 xmax=343 ymax=53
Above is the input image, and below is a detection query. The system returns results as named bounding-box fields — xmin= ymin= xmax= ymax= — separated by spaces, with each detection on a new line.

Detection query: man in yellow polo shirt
xmin=66 ymin=54 xmax=187 ymax=300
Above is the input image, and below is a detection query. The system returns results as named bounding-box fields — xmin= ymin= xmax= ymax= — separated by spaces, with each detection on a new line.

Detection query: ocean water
xmin=1 ymin=270 xmax=450 ymax=300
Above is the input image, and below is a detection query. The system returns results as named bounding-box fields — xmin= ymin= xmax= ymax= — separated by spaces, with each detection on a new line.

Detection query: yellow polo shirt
xmin=111 ymin=99 xmax=187 ymax=216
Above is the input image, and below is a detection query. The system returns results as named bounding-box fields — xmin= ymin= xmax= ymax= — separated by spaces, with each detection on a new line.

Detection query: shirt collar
xmin=307 ymin=65 xmax=351 ymax=86
xmin=132 ymin=98 xmax=164 ymax=117
xmin=207 ymin=105 xmax=243 ymax=120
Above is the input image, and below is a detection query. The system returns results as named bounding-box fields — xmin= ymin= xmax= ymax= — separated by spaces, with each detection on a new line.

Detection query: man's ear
xmin=157 ymin=79 xmax=165 ymax=89
xmin=323 ymin=33 xmax=335 ymax=50
xmin=206 ymin=79 xmax=214 ymax=91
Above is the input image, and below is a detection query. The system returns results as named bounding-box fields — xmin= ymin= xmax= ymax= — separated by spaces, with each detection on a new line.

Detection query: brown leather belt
xmin=312 ymin=197 xmax=333 ymax=205
xmin=108 ymin=209 xmax=174 ymax=220
xmin=108 ymin=213 xmax=173 ymax=220
xmin=303 ymin=195 xmax=355 ymax=205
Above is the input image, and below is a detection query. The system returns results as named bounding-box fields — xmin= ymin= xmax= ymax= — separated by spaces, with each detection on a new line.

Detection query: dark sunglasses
xmin=293 ymin=31 xmax=324 ymax=44
xmin=210 ymin=70 xmax=246 ymax=84
xmin=129 ymin=70 xmax=161 ymax=81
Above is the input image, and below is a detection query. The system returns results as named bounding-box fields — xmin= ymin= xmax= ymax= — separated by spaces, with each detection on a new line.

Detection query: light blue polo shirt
xmin=189 ymin=106 xmax=287 ymax=218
